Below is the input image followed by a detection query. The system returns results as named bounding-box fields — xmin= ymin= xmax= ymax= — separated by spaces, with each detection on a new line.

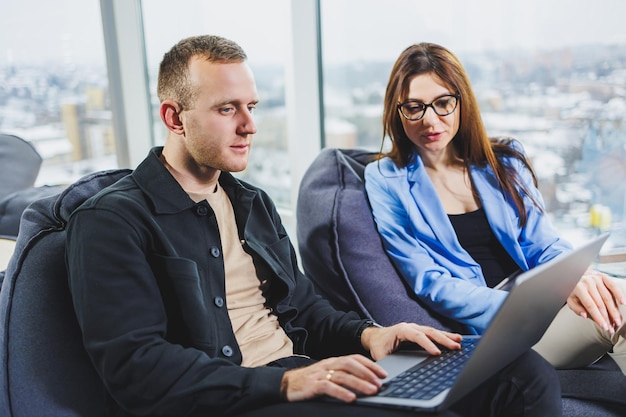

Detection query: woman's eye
xmin=407 ymin=104 xmax=424 ymax=113
xmin=435 ymin=99 xmax=451 ymax=108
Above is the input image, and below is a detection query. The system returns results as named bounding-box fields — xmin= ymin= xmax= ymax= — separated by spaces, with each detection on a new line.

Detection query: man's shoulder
xmin=76 ymin=174 xmax=142 ymax=211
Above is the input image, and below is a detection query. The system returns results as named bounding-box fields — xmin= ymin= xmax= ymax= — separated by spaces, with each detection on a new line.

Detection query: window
xmin=0 ymin=0 xmax=115 ymax=185
xmin=4 ymin=0 xmax=624 ymax=254
xmin=141 ymin=0 xmax=291 ymax=206
xmin=320 ymin=0 xmax=626 ymax=250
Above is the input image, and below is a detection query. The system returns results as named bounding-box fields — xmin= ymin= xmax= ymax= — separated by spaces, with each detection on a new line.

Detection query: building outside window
xmin=1 ymin=0 xmax=625 ymax=254
xmin=0 ymin=0 xmax=115 ymax=186
xmin=141 ymin=0 xmax=291 ymax=207
xmin=320 ymin=0 xmax=626 ymax=251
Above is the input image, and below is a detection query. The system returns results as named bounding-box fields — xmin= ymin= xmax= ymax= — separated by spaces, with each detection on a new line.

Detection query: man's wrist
xmin=280 ymin=371 xmax=290 ymax=401
xmin=356 ymin=319 xmax=381 ymax=348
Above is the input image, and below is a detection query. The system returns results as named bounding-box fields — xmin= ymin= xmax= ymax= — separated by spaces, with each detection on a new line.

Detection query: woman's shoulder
xmin=490 ymin=137 xmax=531 ymax=167
xmin=491 ymin=136 xmax=526 ymax=154
xmin=364 ymin=156 xmax=406 ymax=179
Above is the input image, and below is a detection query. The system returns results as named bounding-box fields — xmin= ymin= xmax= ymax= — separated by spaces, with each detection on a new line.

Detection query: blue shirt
xmin=364 ymin=143 xmax=572 ymax=334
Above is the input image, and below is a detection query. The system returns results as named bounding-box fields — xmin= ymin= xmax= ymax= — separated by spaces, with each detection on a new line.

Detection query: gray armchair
xmin=0 ymin=168 xmax=131 ymax=417
xmin=296 ymin=147 xmax=626 ymax=416
xmin=0 ymin=133 xmax=42 ymax=202
xmin=0 ymin=133 xmax=64 ymax=238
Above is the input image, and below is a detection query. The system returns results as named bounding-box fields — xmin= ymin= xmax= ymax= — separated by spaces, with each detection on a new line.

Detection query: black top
xmin=448 ymin=208 xmax=520 ymax=288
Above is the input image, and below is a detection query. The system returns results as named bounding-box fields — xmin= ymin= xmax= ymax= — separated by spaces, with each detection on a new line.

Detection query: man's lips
xmin=231 ymin=143 xmax=250 ymax=151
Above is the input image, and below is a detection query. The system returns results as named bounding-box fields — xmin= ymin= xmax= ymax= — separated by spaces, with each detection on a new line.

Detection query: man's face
xmin=178 ymin=57 xmax=259 ymax=174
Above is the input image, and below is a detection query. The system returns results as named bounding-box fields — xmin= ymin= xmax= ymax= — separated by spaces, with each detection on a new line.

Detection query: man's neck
xmin=159 ymin=150 xmax=220 ymax=195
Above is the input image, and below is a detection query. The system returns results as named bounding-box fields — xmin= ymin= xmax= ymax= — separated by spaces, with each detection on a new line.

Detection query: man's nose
xmin=238 ymin=111 xmax=257 ymax=135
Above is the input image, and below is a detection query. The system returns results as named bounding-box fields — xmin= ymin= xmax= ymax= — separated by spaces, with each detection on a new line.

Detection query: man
xmin=66 ymin=35 xmax=561 ymax=417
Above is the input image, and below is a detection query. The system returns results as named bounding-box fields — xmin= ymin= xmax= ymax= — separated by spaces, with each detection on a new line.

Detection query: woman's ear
xmin=160 ymin=100 xmax=185 ymax=135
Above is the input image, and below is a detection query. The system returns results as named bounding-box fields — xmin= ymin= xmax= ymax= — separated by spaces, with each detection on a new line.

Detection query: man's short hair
xmin=157 ymin=35 xmax=247 ymax=109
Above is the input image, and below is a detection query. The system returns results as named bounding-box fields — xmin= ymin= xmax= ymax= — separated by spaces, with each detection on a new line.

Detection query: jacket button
xmin=214 ymin=296 xmax=224 ymax=308
xmin=210 ymin=246 xmax=220 ymax=257
xmin=222 ymin=345 xmax=233 ymax=357
xmin=196 ymin=205 xmax=209 ymax=216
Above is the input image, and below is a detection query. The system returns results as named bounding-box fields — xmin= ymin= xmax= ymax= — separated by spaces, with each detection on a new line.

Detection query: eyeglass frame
xmin=397 ymin=93 xmax=461 ymax=121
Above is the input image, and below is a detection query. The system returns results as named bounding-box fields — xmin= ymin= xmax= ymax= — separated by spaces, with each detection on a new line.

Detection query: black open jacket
xmin=66 ymin=147 xmax=369 ymax=417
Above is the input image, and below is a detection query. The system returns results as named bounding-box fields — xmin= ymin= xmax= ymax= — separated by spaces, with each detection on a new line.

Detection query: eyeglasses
xmin=397 ymin=94 xmax=460 ymax=121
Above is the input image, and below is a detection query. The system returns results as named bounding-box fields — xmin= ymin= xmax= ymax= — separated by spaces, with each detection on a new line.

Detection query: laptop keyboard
xmin=379 ymin=338 xmax=478 ymax=401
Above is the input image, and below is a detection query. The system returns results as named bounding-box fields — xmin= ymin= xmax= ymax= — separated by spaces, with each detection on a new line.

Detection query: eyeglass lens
xmin=399 ymin=95 xmax=458 ymax=120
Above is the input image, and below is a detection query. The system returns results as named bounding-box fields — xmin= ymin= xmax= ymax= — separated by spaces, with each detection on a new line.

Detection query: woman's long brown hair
xmin=379 ymin=42 xmax=541 ymax=226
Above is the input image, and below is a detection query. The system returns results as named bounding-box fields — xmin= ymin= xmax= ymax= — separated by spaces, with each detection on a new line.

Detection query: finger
xmin=566 ymin=295 xmax=587 ymax=319
xmin=576 ymin=284 xmax=612 ymax=331
xmin=322 ymin=382 xmax=359 ymax=402
xmin=600 ymin=275 xmax=624 ymax=327
xmin=309 ymin=364 xmax=356 ymax=401
xmin=408 ymin=331 xmax=445 ymax=355
xmin=603 ymin=275 xmax=626 ymax=304
xmin=412 ymin=327 xmax=462 ymax=353
xmin=335 ymin=354 xmax=387 ymax=381
xmin=576 ymin=276 xmax=611 ymax=322
xmin=588 ymin=276 xmax=621 ymax=329
xmin=597 ymin=274 xmax=622 ymax=327
xmin=324 ymin=369 xmax=380 ymax=397
xmin=425 ymin=329 xmax=463 ymax=350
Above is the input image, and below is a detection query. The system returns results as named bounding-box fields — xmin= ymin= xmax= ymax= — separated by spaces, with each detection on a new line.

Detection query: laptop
xmin=356 ymin=232 xmax=610 ymax=412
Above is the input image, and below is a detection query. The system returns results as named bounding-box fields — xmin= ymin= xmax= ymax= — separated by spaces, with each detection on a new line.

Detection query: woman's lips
xmin=424 ymin=132 xmax=443 ymax=141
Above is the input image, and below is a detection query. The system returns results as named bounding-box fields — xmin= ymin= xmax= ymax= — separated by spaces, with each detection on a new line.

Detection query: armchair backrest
xmin=0 ymin=169 xmax=132 ymax=417
xmin=296 ymin=148 xmax=459 ymax=331
xmin=296 ymin=149 xmax=626 ymax=416
xmin=0 ymin=133 xmax=42 ymax=201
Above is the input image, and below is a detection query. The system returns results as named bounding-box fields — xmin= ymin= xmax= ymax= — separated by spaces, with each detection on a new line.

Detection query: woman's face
xmin=399 ymin=73 xmax=460 ymax=158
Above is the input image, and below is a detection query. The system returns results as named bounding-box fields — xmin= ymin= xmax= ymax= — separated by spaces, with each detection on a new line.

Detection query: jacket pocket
xmin=150 ymin=254 xmax=215 ymax=349
xmin=263 ymin=236 xmax=296 ymax=283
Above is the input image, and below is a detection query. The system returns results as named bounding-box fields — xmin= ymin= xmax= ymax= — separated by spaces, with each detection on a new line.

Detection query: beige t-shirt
xmin=190 ymin=185 xmax=294 ymax=367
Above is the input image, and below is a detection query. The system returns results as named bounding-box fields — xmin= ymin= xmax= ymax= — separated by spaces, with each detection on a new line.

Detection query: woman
xmin=364 ymin=42 xmax=626 ymax=371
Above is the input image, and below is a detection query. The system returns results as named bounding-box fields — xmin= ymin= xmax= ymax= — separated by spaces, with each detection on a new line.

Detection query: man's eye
xmin=247 ymin=105 xmax=256 ymax=114
xmin=219 ymin=107 xmax=235 ymax=114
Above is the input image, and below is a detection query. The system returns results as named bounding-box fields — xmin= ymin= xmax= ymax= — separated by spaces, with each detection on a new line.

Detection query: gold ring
xmin=326 ymin=369 xmax=335 ymax=381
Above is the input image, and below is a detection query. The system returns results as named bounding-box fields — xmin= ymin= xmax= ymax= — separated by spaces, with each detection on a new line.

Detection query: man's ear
xmin=160 ymin=100 xmax=185 ymax=135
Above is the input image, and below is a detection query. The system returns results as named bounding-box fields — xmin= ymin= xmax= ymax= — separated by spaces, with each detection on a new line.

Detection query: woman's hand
xmin=567 ymin=269 xmax=625 ymax=332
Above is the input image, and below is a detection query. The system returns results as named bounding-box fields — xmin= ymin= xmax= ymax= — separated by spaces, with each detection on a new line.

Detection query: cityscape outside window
xmin=0 ymin=0 xmax=115 ymax=186
xmin=320 ymin=0 xmax=626 ymax=252
xmin=141 ymin=0 xmax=291 ymax=206
xmin=1 ymin=0 xmax=624 ymax=254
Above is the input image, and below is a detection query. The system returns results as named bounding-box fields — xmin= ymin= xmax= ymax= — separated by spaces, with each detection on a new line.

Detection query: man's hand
xmin=281 ymin=354 xmax=385 ymax=403
xmin=279 ymin=323 xmax=462 ymax=403
xmin=361 ymin=322 xmax=462 ymax=361
xmin=567 ymin=269 xmax=625 ymax=333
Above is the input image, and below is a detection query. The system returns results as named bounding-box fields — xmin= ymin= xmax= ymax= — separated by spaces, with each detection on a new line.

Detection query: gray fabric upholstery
xmin=0 ymin=185 xmax=66 ymax=238
xmin=0 ymin=134 xmax=42 ymax=201
xmin=296 ymin=148 xmax=460 ymax=331
xmin=0 ymin=168 xmax=131 ymax=417
xmin=296 ymin=148 xmax=626 ymax=416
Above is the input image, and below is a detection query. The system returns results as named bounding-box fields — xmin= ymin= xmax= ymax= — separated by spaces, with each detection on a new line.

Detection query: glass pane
xmin=0 ymin=0 xmax=116 ymax=186
xmin=141 ymin=0 xmax=291 ymax=207
xmin=320 ymin=0 xmax=626 ymax=251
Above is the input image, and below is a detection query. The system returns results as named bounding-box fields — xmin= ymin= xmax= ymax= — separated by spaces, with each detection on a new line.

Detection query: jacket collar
xmin=132 ymin=147 xmax=253 ymax=215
